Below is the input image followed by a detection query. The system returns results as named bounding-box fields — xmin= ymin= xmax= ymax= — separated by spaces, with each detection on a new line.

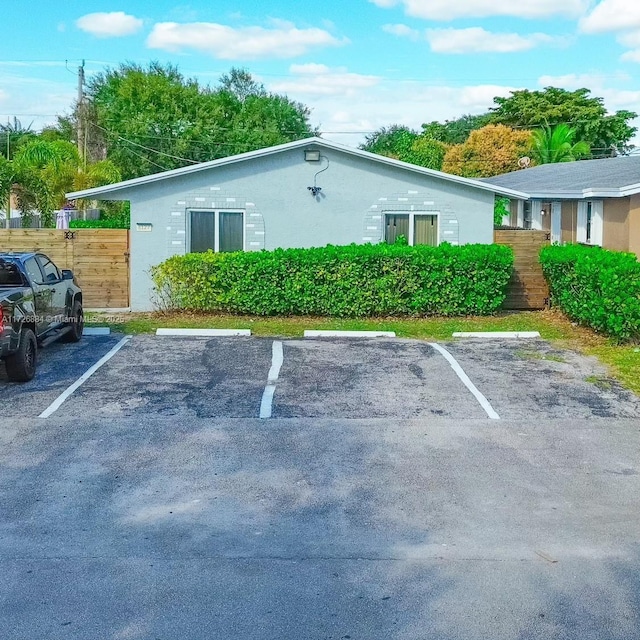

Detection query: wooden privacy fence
xmin=494 ymin=229 xmax=550 ymax=310
xmin=0 ymin=229 xmax=130 ymax=308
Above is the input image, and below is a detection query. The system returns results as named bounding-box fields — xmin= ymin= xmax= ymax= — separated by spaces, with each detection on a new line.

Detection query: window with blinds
xmin=385 ymin=213 xmax=438 ymax=246
xmin=189 ymin=210 xmax=244 ymax=253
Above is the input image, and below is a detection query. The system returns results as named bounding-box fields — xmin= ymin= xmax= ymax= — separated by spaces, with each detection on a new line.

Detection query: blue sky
xmin=2 ymin=0 xmax=640 ymax=146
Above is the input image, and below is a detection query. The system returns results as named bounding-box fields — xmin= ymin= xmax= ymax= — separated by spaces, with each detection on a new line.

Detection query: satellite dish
xmin=518 ymin=156 xmax=531 ymax=168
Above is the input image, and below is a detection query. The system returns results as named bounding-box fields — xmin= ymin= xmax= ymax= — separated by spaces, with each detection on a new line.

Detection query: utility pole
xmin=77 ymin=60 xmax=85 ymax=164
xmin=5 ymin=117 xmax=10 ymax=229
xmin=76 ymin=60 xmax=86 ymax=220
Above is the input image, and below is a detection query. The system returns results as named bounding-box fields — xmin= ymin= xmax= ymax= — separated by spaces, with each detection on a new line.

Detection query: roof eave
xmin=524 ymin=188 xmax=635 ymax=199
xmin=66 ymin=135 xmax=529 ymax=200
xmin=66 ymin=137 xmax=323 ymax=199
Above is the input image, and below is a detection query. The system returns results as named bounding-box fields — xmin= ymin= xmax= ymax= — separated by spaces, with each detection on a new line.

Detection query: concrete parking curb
xmin=452 ymin=331 xmax=541 ymax=339
xmin=304 ymin=330 xmax=396 ymax=338
xmin=83 ymin=327 xmax=111 ymax=336
xmin=156 ymin=328 xmax=252 ymax=337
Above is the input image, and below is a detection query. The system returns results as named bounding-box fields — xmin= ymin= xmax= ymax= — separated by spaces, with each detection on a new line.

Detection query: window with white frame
xmin=385 ymin=212 xmax=439 ymax=246
xmin=577 ymin=200 xmax=603 ymax=246
xmin=189 ymin=210 xmax=244 ymax=253
xmin=523 ymin=201 xmax=533 ymax=229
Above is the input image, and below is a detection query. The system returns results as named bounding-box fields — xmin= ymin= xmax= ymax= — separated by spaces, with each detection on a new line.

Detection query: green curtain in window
xmin=219 ymin=212 xmax=244 ymax=252
xmin=385 ymin=214 xmax=409 ymax=244
xmin=190 ymin=211 xmax=215 ymax=253
xmin=414 ymin=215 xmax=438 ymax=246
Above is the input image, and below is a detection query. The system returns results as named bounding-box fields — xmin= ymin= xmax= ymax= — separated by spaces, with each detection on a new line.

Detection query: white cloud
xmin=621 ymin=49 xmax=640 ymax=63
xmin=76 ymin=12 xmax=144 ymax=38
xmin=616 ymin=31 xmax=640 ymax=63
xmin=147 ymin=21 xmax=347 ymax=59
xmin=538 ymin=72 xmax=624 ymax=89
xmin=426 ymin=27 xmax=554 ymax=54
xmin=270 ymin=64 xmax=380 ymax=97
xmin=369 ymin=0 xmax=588 ymax=20
xmin=264 ymin=70 xmax=520 ymax=145
xmin=618 ymin=31 xmax=640 ymax=48
xmin=579 ymin=0 xmax=640 ymax=34
xmin=382 ymin=23 xmax=420 ymax=40
xmin=0 ymin=73 xmax=75 ymax=131
xmin=537 ymin=73 xmax=640 ymax=114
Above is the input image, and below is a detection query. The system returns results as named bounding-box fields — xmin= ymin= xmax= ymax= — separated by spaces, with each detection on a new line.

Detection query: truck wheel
xmin=5 ymin=329 xmax=37 ymax=382
xmin=61 ymin=301 xmax=84 ymax=343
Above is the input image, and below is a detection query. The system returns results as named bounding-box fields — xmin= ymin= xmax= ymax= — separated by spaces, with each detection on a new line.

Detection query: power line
xmin=120 ymin=145 xmax=168 ymax=172
xmin=89 ymin=122 xmax=200 ymax=165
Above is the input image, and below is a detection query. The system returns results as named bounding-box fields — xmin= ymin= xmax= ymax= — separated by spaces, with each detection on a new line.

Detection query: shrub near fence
xmin=151 ymin=243 xmax=513 ymax=317
xmin=540 ymin=244 xmax=640 ymax=342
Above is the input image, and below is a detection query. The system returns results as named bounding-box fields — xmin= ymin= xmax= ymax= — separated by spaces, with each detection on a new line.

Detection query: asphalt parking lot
xmin=1 ymin=334 xmax=640 ymax=639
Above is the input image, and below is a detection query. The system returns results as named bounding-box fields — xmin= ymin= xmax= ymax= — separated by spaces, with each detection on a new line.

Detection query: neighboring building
xmin=67 ymin=137 xmax=525 ymax=311
xmin=483 ymin=156 xmax=640 ymax=257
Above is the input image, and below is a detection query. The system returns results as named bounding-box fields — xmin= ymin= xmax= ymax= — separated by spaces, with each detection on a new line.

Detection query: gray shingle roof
xmin=482 ymin=156 xmax=640 ymax=198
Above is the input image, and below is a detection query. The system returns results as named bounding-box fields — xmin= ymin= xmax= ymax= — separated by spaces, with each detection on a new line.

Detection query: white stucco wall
xmin=109 ymin=146 xmax=496 ymax=310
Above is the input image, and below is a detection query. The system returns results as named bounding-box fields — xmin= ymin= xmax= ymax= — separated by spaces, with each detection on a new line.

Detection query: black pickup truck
xmin=0 ymin=252 xmax=83 ymax=382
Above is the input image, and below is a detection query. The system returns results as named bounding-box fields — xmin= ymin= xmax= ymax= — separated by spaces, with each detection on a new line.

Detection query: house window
xmin=385 ymin=213 xmax=439 ymax=246
xmin=189 ymin=210 xmax=244 ymax=253
xmin=523 ymin=201 xmax=533 ymax=229
xmin=577 ymin=200 xmax=603 ymax=246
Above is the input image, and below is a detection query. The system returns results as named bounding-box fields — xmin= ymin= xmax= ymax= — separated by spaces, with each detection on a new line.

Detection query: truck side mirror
xmin=62 ymin=269 xmax=74 ymax=281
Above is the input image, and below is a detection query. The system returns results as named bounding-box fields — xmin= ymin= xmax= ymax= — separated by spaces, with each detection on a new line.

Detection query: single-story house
xmin=483 ymin=156 xmax=640 ymax=257
xmin=67 ymin=137 xmax=526 ymax=311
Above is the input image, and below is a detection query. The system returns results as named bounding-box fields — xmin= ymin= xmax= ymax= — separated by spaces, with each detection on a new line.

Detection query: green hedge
xmin=151 ymin=243 xmax=513 ymax=317
xmin=70 ymin=218 xmax=129 ymax=229
xmin=540 ymin=244 xmax=640 ymax=341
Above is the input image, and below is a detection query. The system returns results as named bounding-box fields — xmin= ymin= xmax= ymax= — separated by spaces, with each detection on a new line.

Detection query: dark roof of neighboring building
xmin=482 ymin=155 xmax=640 ymax=199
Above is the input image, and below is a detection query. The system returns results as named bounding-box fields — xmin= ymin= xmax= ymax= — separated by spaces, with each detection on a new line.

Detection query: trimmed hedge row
xmin=151 ymin=242 xmax=513 ymax=317
xmin=70 ymin=218 xmax=129 ymax=229
xmin=540 ymin=244 xmax=640 ymax=342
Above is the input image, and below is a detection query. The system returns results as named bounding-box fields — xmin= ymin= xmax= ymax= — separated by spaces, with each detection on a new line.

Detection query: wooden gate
xmin=494 ymin=230 xmax=550 ymax=310
xmin=0 ymin=229 xmax=130 ymax=309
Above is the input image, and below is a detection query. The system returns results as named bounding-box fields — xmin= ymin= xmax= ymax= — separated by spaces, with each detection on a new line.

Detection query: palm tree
xmin=0 ymin=117 xmax=35 ymax=160
xmin=11 ymin=139 xmax=121 ymax=226
xmin=531 ymin=123 xmax=591 ymax=164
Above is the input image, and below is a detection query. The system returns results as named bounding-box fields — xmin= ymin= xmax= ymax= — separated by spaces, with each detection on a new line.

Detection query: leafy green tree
xmin=361 ymin=125 xmax=448 ymax=170
xmin=490 ymin=87 xmax=637 ymax=157
xmin=0 ymin=155 xmax=13 ymax=223
xmin=404 ymin=136 xmax=448 ymax=171
xmin=494 ymin=197 xmax=511 ymax=227
xmin=531 ymin=123 xmax=590 ymax=164
xmin=360 ymin=125 xmax=418 ymax=158
xmin=219 ymin=67 xmax=266 ymax=102
xmin=443 ymin=124 xmax=533 ymax=178
xmin=421 ymin=114 xmax=491 ymax=145
xmin=84 ymin=62 xmax=316 ymax=180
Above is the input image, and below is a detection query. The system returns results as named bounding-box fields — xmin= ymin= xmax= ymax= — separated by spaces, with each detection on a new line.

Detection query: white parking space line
xmin=453 ymin=331 xmax=541 ymax=339
xmin=304 ymin=330 xmax=396 ymax=338
xmin=260 ymin=340 xmax=284 ymax=419
xmin=38 ymin=336 xmax=132 ymax=419
xmin=428 ymin=342 xmax=500 ymax=420
xmin=156 ymin=328 xmax=251 ymax=336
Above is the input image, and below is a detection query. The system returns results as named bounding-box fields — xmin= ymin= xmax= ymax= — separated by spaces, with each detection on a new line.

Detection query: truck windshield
xmin=0 ymin=259 xmax=24 ymax=286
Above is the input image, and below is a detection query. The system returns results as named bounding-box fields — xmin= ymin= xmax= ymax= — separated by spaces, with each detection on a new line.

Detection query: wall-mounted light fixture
xmin=307 ymin=154 xmax=330 ymax=198
xmin=304 ymin=149 xmax=321 ymax=162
